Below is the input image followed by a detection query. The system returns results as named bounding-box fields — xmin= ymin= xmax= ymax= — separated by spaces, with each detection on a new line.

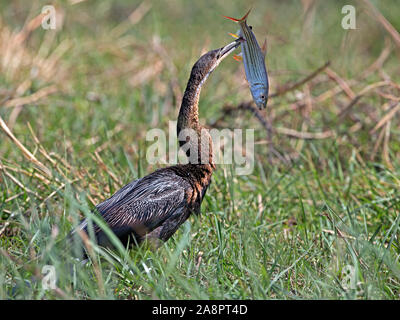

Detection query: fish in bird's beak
xmin=224 ymin=9 xmax=269 ymax=110
xmin=216 ymin=39 xmax=242 ymax=61
xmin=192 ymin=40 xmax=241 ymax=81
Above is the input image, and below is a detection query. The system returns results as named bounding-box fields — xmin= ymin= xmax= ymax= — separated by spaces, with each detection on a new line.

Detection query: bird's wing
xmin=87 ymin=169 xmax=192 ymax=238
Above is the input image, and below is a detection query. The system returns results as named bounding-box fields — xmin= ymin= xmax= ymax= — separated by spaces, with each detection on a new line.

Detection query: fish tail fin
xmin=223 ymin=8 xmax=252 ymax=23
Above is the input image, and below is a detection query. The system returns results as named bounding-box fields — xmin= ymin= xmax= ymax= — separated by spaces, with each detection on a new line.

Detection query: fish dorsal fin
xmin=261 ymin=38 xmax=267 ymax=57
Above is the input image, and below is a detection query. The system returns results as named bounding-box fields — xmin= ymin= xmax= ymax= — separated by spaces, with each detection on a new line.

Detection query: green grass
xmin=1 ymin=0 xmax=400 ymax=299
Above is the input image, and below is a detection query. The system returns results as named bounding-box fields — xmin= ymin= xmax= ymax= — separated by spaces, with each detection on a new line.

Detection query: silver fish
xmin=224 ymin=9 xmax=269 ymax=109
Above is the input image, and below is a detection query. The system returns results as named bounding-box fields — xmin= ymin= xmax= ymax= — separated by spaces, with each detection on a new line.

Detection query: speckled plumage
xmin=72 ymin=41 xmax=240 ymax=253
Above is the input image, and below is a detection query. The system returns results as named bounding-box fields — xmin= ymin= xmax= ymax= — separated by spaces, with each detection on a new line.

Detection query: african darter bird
xmin=71 ymin=40 xmax=240 ymax=254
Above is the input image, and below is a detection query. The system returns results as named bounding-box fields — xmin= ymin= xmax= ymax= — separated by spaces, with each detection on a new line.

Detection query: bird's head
xmin=190 ymin=40 xmax=240 ymax=85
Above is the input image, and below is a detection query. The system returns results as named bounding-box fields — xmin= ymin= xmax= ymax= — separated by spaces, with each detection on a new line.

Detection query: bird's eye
xmin=261 ymin=95 xmax=265 ymax=99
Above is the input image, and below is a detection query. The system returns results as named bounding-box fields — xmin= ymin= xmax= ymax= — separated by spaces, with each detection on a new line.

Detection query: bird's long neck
xmin=177 ymin=69 xmax=214 ymax=168
xmin=177 ymin=73 xmax=202 ymax=132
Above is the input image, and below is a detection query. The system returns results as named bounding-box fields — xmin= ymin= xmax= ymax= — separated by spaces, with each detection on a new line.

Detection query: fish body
xmin=224 ymin=9 xmax=269 ymax=109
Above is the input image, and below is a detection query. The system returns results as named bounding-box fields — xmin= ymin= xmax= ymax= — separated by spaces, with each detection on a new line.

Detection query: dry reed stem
xmin=48 ymin=152 xmax=73 ymax=170
xmin=360 ymin=39 xmax=392 ymax=80
xmin=376 ymin=90 xmax=400 ymax=102
xmin=8 ymin=105 xmax=23 ymax=130
xmin=110 ymin=1 xmax=152 ymax=38
xmin=93 ymin=151 xmax=121 ymax=186
xmin=362 ymin=0 xmax=400 ymax=49
xmin=1 ymin=164 xmax=51 ymax=185
xmin=383 ymin=120 xmax=393 ymax=170
xmin=276 ymin=127 xmax=335 ymax=140
xmin=325 ymin=68 xmax=356 ymax=99
xmin=39 ymin=178 xmax=80 ymax=209
xmin=370 ymin=102 xmax=400 ymax=134
xmin=27 ymin=122 xmax=58 ymax=166
xmin=69 ymin=0 xmax=87 ymax=4
xmin=14 ymin=12 xmax=46 ymax=46
xmin=322 ymin=229 xmax=356 ymax=240
xmin=269 ymin=61 xmax=330 ymax=98
xmin=371 ymin=125 xmax=387 ymax=161
xmin=5 ymin=192 xmax=24 ymax=203
xmin=257 ymin=193 xmax=264 ymax=220
xmin=0 ymin=210 xmax=18 ymax=237
xmin=4 ymin=85 xmax=58 ymax=108
xmin=338 ymin=81 xmax=390 ymax=118
xmin=76 ymin=229 xmax=105 ymax=296
xmin=129 ymin=60 xmax=163 ymax=88
xmin=0 ymin=162 xmax=42 ymax=200
xmin=315 ymin=79 xmax=358 ymax=104
xmin=0 ymin=115 xmax=52 ymax=177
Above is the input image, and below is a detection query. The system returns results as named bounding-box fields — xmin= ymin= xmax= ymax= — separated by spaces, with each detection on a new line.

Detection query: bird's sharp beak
xmin=218 ymin=40 xmax=241 ymax=60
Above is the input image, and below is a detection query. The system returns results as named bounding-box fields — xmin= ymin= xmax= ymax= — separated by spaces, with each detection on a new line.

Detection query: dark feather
xmin=75 ymin=165 xmax=208 ymax=248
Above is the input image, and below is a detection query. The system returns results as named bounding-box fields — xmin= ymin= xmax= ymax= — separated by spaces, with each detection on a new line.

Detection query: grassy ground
xmin=1 ymin=0 xmax=400 ymax=299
